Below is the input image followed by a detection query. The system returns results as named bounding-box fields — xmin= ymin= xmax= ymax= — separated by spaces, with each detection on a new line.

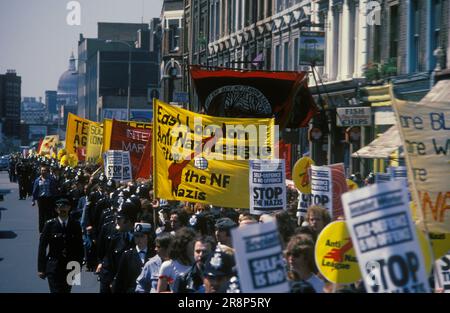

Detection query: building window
xmin=277 ymin=0 xmax=283 ymax=13
xmin=373 ymin=25 xmax=382 ymax=63
xmin=215 ymin=1 xmax=220 ymax=40
xmin=411 ymin=0 xmax=420 ymax=72
xmin=168 ymin=19 xmax=180 ymax=52
xmin=432 ymin=0 xmax=441 ymax=50
xmin=294 ymin=38 xmax=299 ymax=71
xmin=258 ymin=0 xmax=264 ymax=20
xmin=283 ymin=42 xmax=289 ymax=70
xmin=389 ymin=4 xmax=399 ymax=59
xmin=275 ymin=45 xmax=281 ymax=70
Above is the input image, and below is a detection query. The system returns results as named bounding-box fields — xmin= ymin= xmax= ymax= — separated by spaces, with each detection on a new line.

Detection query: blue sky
xmin=0 ymin=0 xmax=163 ymax=99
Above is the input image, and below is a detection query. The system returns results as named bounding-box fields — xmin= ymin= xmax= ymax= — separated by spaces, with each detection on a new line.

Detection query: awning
xmin=352 ymin=125 xmax=401 ymax=159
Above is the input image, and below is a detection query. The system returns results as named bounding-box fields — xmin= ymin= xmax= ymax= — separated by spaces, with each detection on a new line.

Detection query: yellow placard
xmin=39 ymin=135 xmax=59 ymax=155
xmin=346 ymin=179 xmax=359 ymax=191
xmin=292 ymin=157 xmax=315 ymax=193
xmin=153 ymin=99 xmax=274 ymax=208
xmin=315 ymin=221 xmax=361 ymax=284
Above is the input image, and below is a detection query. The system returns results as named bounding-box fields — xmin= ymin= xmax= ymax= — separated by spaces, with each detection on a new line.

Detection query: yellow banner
xmin=86 ymin=123 xmax=103 ymax=164
xmin=66 ymin=113 xmax=100 ymax=162
xmin=153 ymin=99 xmax=275 ymax=208
xmin=39 ymin=135 xmax=59 ymax=155
xmin=102 ymin=118 xmax=152 ymax=153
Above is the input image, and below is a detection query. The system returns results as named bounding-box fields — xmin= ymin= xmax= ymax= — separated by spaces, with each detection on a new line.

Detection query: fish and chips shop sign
xmin=337 ymin=107 xmax=372 ymax=127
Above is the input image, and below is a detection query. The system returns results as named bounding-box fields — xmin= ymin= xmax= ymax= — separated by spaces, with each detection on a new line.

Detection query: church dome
xmin=57 ymin=52 xmax=78 ymax=96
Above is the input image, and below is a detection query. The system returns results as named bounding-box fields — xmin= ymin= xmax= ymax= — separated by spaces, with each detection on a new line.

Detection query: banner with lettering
xmin=38 ymin=135 xmax=59 ymax=155
xmin=66 ymin=113 xmax=99 ymax=162
xmin=109 ymin=119 xmax=152 ymax=178
xmin=102 ymin=118 xmax=152 ymax=153
xmin=342 ymin=181 xmax=430 ymax=293
xmin=153 ymin=99 xmax=274 ymax=208
xmin=392 ymin=90 xmax=450 ymax=233
xmin=86 ymin=123 xmax=103 ymax=164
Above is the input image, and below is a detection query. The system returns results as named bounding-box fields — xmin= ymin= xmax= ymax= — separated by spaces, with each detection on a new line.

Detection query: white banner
xmin=231 ymin=221 xmax=289 ymax=293
xmin=310 ymin=165 xmax=332 ymax=215
xmin=392 ymin=95 xmax=450 ymax=233
xmin=297 ymin=192 xmax=311 ymax=220
xmin=435 ymin=253 xmax=450 ymax=293
xmin=342 ymin=181 xmax=430 ymax=293
xmin=249 ymin=160 xmax=286 ymax=215
xmin=104 ymin=150 xmax=132 ymax=183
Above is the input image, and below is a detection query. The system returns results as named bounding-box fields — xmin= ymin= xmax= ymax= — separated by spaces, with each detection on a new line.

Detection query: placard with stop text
xmin=249 ymin=159 xmax=286 ymax=215
xmin=342 ymin=181 xmax=430 ymax=293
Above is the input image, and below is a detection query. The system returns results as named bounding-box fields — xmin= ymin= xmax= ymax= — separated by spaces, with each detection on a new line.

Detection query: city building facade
xmin=0 ymin=70 xmax=21 ymax=140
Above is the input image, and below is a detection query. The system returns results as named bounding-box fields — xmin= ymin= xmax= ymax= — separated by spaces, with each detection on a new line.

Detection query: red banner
xmin=276 ymin=140 xmax=292 ymax=180
xmin=190 ymin=65 xmax=317 ymax=128
xmin=136 ymin=137 xmax=152 ymax=179
xmin=110 ymin=120 xmax=152 ymax=179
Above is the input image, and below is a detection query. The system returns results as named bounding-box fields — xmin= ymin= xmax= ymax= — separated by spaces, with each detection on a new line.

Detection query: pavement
xmin=0 ymin=172 xmax=99 ymax=292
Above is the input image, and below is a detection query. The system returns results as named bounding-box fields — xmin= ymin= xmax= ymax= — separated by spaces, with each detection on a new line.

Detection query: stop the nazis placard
xmin=341 ymin=181 xmax=430 ymax=293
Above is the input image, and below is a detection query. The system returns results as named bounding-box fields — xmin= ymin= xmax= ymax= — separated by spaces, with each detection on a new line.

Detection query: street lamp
xmin=105 ymin=40 xmax=133 ymax=120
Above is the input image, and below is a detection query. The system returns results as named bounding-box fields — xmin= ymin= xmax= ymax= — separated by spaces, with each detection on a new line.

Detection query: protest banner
xmin=231 ymin=220 xmax=290 ymax=293
xmin=39 ymin=135 xmax=59 ymax=155
xmin=66 ymin=113 xmax=100 ymax=161
xmin=86 ymin=123 xmax=103 ymax=164
xmin=249 ymin=160 xmax=286 ymax=215
xmin=434 ymin=253 xmax=450 ymax=292
xmin=152 ymin=99 xmax=275 ymax=208
xmin=109 ymin=119 xmax=152 ymax=178
xmin=292 ymin=157 xmax=314 ymax=193
xmin=329 ymin=163 xmax=348 ymax=219
xmin=310 ymin=165 xmax=332 ymax=216
xmin=136 ymin=135 xmax=153 ymax=179
xmin=342 ymin=181 xmax=430 ymax=293
xmin=392 ymin=92 xmax=450 ymax=233
xmin=104 ymin=150 xmax=132 ymax=183
xmin=102 ymin=118 xmax=152 ymax=153
xmin=315 ymin=221 xmax=361 ymax=284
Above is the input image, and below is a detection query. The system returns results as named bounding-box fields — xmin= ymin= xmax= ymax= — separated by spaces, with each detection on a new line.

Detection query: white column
xmin=339 ymin=0 xmax=351 ymax=80
xmin=326 ymin=1 xmax=335 ymax=81
xmin=356 ymin=0 xmax=369 ymax=77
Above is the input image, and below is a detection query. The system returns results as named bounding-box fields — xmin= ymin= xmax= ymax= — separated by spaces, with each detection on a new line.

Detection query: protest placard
xmin=231 ymin=220 xmax=290 ymax=293
xmin=292 ymin=157 xmax=314 ymax=193
xmin=104 ymin=150 xmax=132 ymax=182
xmin=315 ymin=221 xmax=361 ymax=284
xmin=310 ymin=165 xmax=332 ymax=216
xmin=434 ymin=253 xmax=450 ymax=293
xmin=342 ymin=181 xmax=430 ymax=293
xmin=249 ymin=160 xmax=286 ymax=214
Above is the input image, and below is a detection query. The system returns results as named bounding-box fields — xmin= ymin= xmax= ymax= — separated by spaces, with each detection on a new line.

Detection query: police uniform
xmin=37 ymin=199 xmax=84 ymax=293
xmin=111 ymin=223 xmax=154 ymax=293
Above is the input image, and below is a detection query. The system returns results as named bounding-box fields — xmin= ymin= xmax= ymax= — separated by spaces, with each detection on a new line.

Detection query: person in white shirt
xmin=136 ymin=233 xmax=173 ymax=293
xmin=157 ymin=227 xmax=196 ymax=292
xmin=286 ymin=234 xmax=325 ymax=293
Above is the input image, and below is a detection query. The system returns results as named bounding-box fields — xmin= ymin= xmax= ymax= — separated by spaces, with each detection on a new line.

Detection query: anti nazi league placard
xmin=231 ymin=221 xmax=290 ymax=293
xmin=249 ymin=160 xmax=286 ymax=214
xmin=104 ymin=150 xmax=132 ymax=182
xmin=435 ymin=253 xmax=450 ymax=293
xmin=341 ymin=181 xmax=430 ymax=293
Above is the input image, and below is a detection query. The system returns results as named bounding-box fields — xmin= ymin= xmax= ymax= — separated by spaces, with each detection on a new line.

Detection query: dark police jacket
xmin=38 ymin=217 xmax=84 ymax=274
xmin=112 ymin=247 xmax=153 ymax=293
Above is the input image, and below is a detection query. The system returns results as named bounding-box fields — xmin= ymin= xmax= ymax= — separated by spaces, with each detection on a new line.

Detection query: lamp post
xmin=106 ymin=40 xmax=133 ymax=120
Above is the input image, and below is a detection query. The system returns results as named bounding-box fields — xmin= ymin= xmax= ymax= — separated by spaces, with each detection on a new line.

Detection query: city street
xmin=0 ymin=171 xmax=98 ymax=293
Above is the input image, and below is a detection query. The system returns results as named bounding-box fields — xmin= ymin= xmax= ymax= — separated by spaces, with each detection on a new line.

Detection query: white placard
xmin=435 ymin=253 xmax=450 ymax=293
xmin=231 ymin=221 xmax=290 ymax=293
xmin=104 ymin=150 xmax=132 ymax=182
xmin=249 ymin=160 xmax=286 ymax=215
xmin=342 ymin=181 xmax=430 ymax=293
xmin=310 ymin=165 xmax=332 ymax=215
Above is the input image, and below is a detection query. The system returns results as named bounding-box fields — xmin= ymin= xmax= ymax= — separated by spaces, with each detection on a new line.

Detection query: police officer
xmin=112 ymin=222 xmax=154 ymax=293
xmin=96 ymin=200 xmax=139 ymax=293
xmin=32 ymin=164 xmax=59 ymax=233
xmin=15 ymin=158 xmax=28 ymax=200
xmin=37 ymin=198 xmax=84 ymax=293
xmin=202 ymin=246 xmax=236 ymax=293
